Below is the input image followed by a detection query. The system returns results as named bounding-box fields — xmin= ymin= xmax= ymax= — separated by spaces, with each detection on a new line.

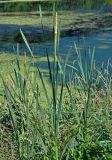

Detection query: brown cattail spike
xmin=54 ymin=12 xmax=58 ymax=35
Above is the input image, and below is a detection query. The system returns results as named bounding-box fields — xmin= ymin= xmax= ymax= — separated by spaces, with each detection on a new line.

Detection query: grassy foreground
xmin=0 ymin=48 xmax=112 ymax=159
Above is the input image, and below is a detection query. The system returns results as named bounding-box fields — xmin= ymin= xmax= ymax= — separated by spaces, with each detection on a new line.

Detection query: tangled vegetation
xmin=0 ymin=44 xmax=112 ymax=160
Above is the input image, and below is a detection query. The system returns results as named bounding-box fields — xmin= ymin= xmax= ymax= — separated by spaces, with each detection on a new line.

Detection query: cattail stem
xmin=54 ymin=12 xmax=58 ymax=64
xmin=24 ymin=52 xmax=27 ymax=76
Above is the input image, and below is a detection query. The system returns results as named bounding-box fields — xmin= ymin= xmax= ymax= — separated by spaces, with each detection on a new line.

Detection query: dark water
xmin=1 ymin=31 xmax=112 ymax=64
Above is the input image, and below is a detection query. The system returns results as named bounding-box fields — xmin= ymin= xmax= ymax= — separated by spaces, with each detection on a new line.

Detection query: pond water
xmin=0 ymin=30 xmax=112 ymax=65
xmin=0 ymin=4 xmax=112 ymax=66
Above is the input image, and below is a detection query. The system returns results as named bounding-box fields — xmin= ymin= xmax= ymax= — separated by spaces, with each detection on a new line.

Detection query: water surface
xmin=0 ymin=30 xmax=112 ymax=64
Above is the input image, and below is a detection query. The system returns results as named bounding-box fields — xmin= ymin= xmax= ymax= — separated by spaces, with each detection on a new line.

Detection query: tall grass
xmin=0 ymin=2 xmax=112 ymax=160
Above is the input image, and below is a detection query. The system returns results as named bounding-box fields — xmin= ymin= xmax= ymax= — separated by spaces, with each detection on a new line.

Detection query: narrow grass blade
xmin=20 ymin=29 xmax=34 ymax=57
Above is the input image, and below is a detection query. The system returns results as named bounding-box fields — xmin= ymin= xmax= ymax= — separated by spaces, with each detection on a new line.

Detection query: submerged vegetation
xmin=0 ymin=1 xmax=112 ymax=160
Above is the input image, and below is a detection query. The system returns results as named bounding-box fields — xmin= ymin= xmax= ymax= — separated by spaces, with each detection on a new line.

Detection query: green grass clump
xmin=0 ymin=46 xmax=112 ymax=160
xmin=0 ymin=4 xmax=112 ymax=160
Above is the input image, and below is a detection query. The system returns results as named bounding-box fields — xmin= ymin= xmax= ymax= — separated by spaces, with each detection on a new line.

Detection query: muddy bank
xmin=64 ymin=12 xmax=112 ymax=36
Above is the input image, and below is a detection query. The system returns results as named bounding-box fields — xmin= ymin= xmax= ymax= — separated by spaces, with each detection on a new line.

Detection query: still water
xmin=1 ymin=30 xmax=112 ymax=65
